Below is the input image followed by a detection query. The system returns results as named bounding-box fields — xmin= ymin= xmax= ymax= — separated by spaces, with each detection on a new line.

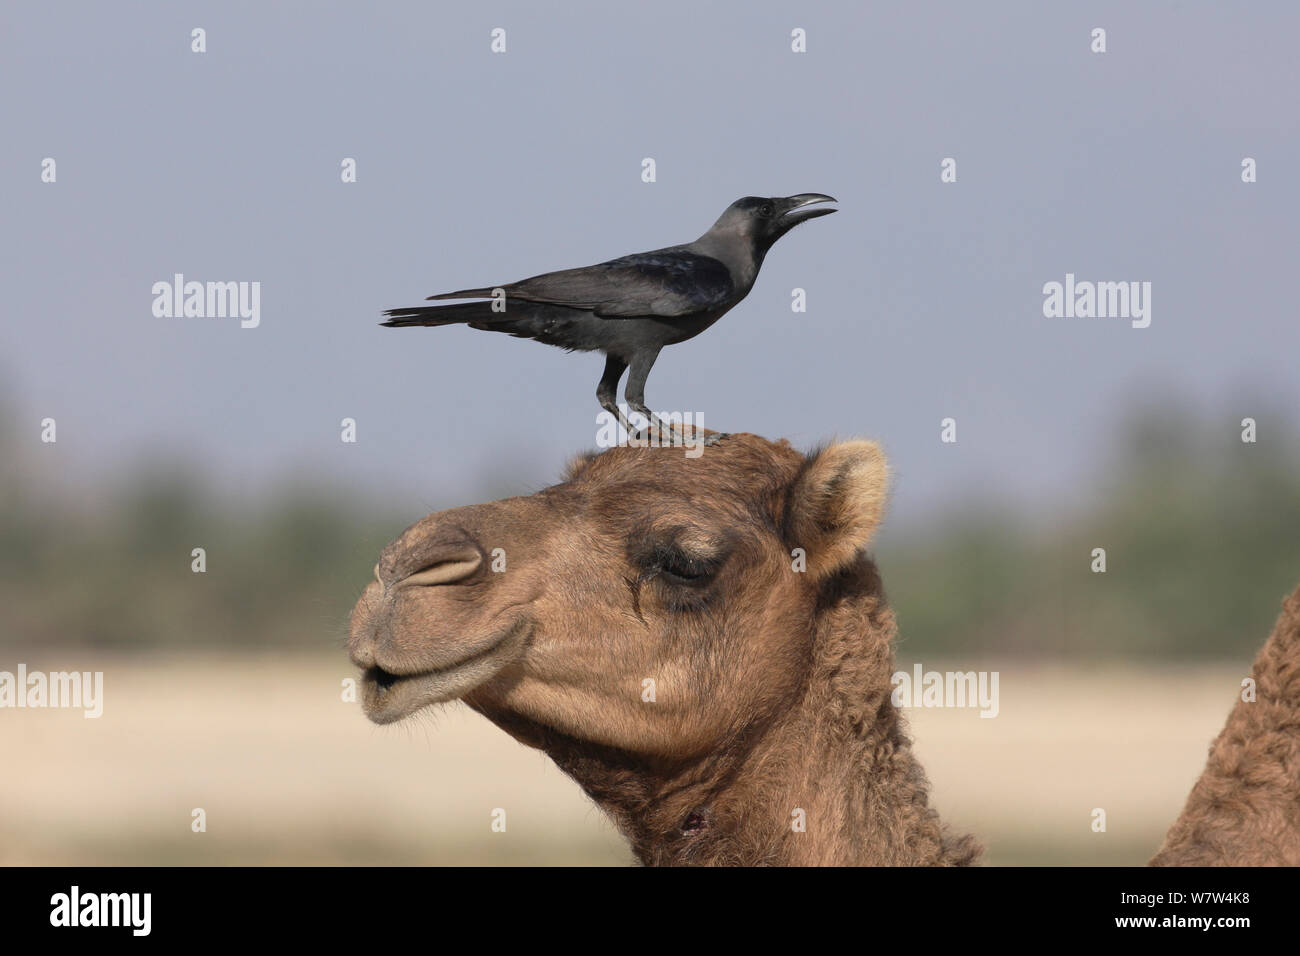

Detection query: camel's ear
xmin=786 ymin=441 xmax=890 ymax=578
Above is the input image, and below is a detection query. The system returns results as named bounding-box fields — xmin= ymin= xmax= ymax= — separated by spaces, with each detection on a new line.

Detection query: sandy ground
xmin=0 ymin=651 xmax=1241 ymax=866
xmin=906 ymin=662 xmax=1238 ymax=864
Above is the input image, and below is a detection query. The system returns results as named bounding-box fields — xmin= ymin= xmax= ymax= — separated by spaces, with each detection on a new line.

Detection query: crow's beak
xmin=778 ymin=193 xmax=838 ymax=229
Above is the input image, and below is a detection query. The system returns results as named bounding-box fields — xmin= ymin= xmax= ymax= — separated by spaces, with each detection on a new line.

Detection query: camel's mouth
xmin=359 ymin=619 xmax=531 ymax=724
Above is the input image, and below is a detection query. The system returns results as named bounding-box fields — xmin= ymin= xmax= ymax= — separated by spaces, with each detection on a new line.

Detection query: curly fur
xmin=1150 ymin=583 xmax=1300 ymax=866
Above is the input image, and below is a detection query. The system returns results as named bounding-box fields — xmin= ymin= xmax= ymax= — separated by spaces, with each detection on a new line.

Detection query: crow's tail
xmin=381 ymin=299 xmax=591 ymax=351
xmin=380 ymin=301 xmax=496 ymax=328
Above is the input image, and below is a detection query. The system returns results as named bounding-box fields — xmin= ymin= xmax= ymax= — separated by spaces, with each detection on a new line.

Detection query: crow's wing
xmin=428 ymin=249 xmax=735 ymax=319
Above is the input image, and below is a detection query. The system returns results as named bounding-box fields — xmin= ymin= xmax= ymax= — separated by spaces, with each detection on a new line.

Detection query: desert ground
xmin=0 ymin=651 xmax=1239 ymax=866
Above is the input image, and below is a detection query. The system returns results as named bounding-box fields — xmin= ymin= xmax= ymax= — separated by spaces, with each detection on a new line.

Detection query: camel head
xmin=349 ymin=430 xmax=1300 ymax=868
xmin=348 ymin=433 xmax=890 ymax=757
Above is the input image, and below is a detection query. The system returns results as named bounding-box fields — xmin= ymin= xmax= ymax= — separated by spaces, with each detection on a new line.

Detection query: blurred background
xmin=2 ymin=1 xmax=1297 ymax=865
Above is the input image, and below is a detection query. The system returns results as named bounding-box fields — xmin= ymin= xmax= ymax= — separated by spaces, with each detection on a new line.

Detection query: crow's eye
xmin=759 ymin=203 xmax=775 ymax=218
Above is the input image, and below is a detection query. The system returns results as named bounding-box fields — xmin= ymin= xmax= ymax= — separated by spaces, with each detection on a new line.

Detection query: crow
xmin=382 ymin=193 xmax=837 ymax=439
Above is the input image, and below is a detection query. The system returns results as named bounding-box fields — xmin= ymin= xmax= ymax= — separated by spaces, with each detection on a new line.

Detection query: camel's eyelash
xmin=626 ymin=531 xmax=731 ymax=610
xmin=639 ymin=545 xmax=721 ymax=586
xmin=637 ymin=550 xmax=720 ymax=614
xmin=658 ymin=552 xmax=713 ymax=582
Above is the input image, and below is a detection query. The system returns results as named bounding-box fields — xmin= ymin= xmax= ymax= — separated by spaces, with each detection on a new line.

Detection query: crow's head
xmin=715 ymin=194 xmax=838 ymax=252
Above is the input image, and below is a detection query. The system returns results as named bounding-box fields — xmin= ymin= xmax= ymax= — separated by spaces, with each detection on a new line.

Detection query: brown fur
xmin=349 ymin=433 xmax=978 ymax=864
xmin=348 ymin=431 xmax=1299 ymax=866
xmin=1150 ymin=583 xmax=1300 ymax=865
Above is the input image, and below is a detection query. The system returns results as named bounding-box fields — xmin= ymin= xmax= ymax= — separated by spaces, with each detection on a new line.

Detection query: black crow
xmin=382 ymin=194 xmax=837 ymax=438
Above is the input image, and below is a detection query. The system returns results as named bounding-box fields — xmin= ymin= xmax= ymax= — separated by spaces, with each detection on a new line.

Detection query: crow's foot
xmin=629 ymin=424 xmax=678 ymax=446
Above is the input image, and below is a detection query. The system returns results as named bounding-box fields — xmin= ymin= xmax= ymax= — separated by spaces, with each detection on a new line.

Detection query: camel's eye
xmin=628 ymin=532 xmax=729 ymax=609
xmin=658 ymin=550 xmax=713 ymax=583
xmin=632 ymin=541 xmax=719 ymax=587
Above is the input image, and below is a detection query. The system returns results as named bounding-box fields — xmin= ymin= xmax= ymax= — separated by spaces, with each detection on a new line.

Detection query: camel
xmin=347 ymin=432 xmax=1300 ymax=866
xmin=1150 ymin=585 xmax=1300 ymax=865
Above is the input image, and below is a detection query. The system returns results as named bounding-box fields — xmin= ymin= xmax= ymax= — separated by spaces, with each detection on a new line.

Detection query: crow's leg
xmin=597 ymin=354 xmax=638 ymax=438
xmin=625 ymin=350 xmax=676 ymax=446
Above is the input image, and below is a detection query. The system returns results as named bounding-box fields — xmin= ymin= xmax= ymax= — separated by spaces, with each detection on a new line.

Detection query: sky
xmin=2 ymin=1 xmax=1297 ymax=527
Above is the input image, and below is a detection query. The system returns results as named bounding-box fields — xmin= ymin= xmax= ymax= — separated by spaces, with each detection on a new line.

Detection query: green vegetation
xmin=882 ymin=402 xmax=1300 ymax=659
xmin=2 ymin=462 xmax=401 ymax=649
xmin=4 ymin=399 xmax=1296 ymax=659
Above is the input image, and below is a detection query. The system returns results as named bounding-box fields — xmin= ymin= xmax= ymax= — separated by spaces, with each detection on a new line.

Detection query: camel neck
xmin=650 ymin=605 xmax=974 ymax=865
xmin=1150 ymin=588 xmax=1300 ymax=865
xmin=526 ymin=579 xmax=980 ymax=866
xmin=655 ymin=715 xmax=956 ymax=865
